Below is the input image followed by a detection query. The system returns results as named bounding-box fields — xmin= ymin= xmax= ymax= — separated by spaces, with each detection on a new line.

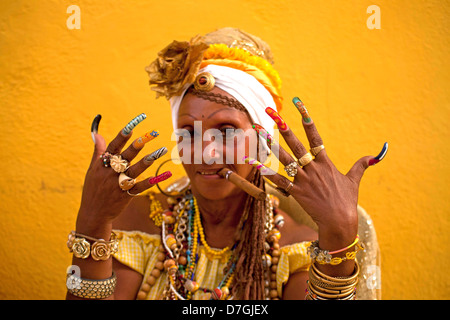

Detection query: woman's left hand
xmin=249 ymin=98 xmax=387 ymax=251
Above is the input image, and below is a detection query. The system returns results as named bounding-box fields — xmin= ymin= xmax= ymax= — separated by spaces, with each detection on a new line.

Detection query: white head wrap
xmin=169 ymin=64 xmax=277 ymax=155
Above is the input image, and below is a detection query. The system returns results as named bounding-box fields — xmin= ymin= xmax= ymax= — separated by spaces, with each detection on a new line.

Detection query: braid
xmin=232 ymin=156 xmax=267 ymax=300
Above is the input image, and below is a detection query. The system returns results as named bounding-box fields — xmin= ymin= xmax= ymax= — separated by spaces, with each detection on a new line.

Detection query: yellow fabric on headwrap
xmin=200 ymin=44 xmax=283 ymax=111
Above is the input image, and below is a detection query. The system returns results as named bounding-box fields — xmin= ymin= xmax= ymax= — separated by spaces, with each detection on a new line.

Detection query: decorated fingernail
xmin=292 ymin=97 xmax=312 ymax=123
xmin=133 ymin=130 xmax=159 ymax=149
xmin=369 ymin=142 xmax=388 ymax=166
xmin=149 ymin=171 xmax=172 ymax=185
xmin=265 ymin=107 xmax=288 ymax=131
xmin=145 ymin=147 xmax=168 ymax=163
xmin=252 ymin=124 xmax=275 ymax=146
xmin=243 ymin=156 xmax=272 ymax=175
xmin=91 ymin=114 xmax=102 ymax=143
xmin=122 ymin=113 xmax=147 ymax=135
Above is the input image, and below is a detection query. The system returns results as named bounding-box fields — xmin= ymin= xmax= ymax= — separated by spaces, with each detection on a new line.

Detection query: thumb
xmin=346 ymin=155 xmax=372 ymax=185
xmin=90 ymin=114 xmax=106 ymax=161
xmin=346 ymin=142 xmax=388 ymax=184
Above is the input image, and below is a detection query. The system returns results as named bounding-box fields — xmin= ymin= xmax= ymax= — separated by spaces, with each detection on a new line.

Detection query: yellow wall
xmin=0 ymin=0 xmax=448 ymax=299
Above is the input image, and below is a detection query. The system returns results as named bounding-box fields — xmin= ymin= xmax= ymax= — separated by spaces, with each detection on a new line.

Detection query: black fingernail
xmin=91 ymin=114 xmax=102 ymax=143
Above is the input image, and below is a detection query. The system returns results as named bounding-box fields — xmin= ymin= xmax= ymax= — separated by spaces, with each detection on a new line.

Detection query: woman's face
xmin=176 ymin=87 xmax=256 ymax=200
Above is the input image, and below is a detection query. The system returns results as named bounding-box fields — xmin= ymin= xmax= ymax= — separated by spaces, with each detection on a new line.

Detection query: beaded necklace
xmin=136 ymin=191 xmax=284 ymax=300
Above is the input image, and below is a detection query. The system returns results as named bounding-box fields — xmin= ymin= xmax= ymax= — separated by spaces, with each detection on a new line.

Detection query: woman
xmin=66 ymin=28 xmax=387 ymax=300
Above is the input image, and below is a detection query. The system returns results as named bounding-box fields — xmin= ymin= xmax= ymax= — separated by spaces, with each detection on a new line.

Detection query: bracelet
xmin=67 ymin=231 xmax=119 ymax=261
xmin=307 ymin=235 xmax=363 ymax=265
xmin=305 ymin=262 xmax=360 ymax=300
xmin=67 ymin=271 xmax=117 ymax=299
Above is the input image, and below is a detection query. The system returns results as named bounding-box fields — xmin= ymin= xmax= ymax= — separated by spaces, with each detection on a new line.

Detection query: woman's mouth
xmin=197 ymin=169 xmax=223 ymax=179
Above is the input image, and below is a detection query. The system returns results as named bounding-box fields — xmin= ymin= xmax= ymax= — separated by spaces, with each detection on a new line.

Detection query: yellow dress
xmin=112 ymin=229 xmax=311 ymax=300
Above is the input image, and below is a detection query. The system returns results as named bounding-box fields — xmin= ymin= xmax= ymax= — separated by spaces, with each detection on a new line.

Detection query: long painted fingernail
xmin=145 ymin=147 xmax=168 ymax=163
xmin=292 ymin=97 xmax=312 ymax=123
xmin=369 ymin=142 xmax=388 ymax=166
xmin=133 ymin=130 xmax=159 ymax=149
xmin=265 ymin=107 xmax=288 ymax=131
xmin=91 ymin=114 xmax=102 ymax=143
xmin=252 ymin=124 xmax=275 ymax=146
xmin=149 ymin=171 xmax=172 ymax=185
xmin=122 ymin=113 xmax=147 ymax=136
xmin=243 ymin=156 xmax=272 ymax=175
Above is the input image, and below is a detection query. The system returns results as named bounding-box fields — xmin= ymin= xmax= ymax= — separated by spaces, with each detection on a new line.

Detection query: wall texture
xmin=0 ymin=0 xmax=448 ymax=299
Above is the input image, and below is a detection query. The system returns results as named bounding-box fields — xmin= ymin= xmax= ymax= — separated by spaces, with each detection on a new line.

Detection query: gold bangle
xmin=307 ymin=280 xmax=356 ymax=299
xmin=311 ymin=261 xmax=360 ymax=283
xmin=67 ymin=231 xmax=119 ymax=261
xmin=66 ymin=271 xmax=117 ymax=299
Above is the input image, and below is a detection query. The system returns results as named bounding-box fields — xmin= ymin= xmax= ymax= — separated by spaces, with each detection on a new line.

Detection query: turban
xmin=145 ymin=28 xmax=283 ymax=155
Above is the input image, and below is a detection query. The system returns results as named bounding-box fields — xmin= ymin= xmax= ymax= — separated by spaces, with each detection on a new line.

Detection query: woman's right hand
xmin=77 ymin=114 xmax=171 ymax=231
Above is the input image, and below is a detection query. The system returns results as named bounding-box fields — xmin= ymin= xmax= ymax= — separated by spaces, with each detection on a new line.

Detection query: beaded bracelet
xmin=307 ymin=235 xmax=364 ymax=265
xmin=67 ymin=231 xmax=119 ymax=261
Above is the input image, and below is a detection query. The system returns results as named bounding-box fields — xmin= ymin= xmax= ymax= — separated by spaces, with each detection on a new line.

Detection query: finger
xmin=121 ymin=130 xmax=159 ymax=162
xmin=252 ymin=124 xmax=296 ymax=165
xmin=126 ymin=147 xmax=168 ymax=178
xmin=128 ymin=170 xmax=173 ymax=195
xmin=265 ymin=107 xmax=309 ymax=160
xmin=106 ymin=113 xmax=147 ymax=155
xmin=346 ymin=142 xmax=388 ymax=184
xmin=90 ymin=115 xmax=107 ymax=162
xmin=243 ymin=156 xmax=295 ymax=193
xmin=292 ymin=97 xmax=324 ymax=156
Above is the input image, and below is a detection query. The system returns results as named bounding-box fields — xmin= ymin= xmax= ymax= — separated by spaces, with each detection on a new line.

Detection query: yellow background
xmin=0 ymin=0 xmax=449 ymax=299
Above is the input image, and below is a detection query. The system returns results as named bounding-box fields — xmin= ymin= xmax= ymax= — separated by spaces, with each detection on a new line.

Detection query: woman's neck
xmin=192 ymin=190 xmax=249 ymax=249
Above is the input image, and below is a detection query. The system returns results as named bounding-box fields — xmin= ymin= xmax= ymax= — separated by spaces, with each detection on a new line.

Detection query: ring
xmin=284 ymin=161 xmax=298 ymax=177
xmin=285 ymin=181 xmax=294 ymax=193
xmin=110 ymin=154 xmax=129 ymax=173
xmin=310 ymin=145 xmax=325 ymax=157
xmin=118 ymin=173 xmax=136 ymax=191
xmin=100 ymin=152 xmax=112 ymax=167
xmin=127 ymin=190 xmax=141 ymax=197
xmin=298 ymin=152 xmax=313 ymax=167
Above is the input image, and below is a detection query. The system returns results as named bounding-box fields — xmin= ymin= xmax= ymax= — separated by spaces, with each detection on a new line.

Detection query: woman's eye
xmin=221 ymin=127 xmax=237 ymax=139
xmin=175 ymin=129 xmax=198 ymax=140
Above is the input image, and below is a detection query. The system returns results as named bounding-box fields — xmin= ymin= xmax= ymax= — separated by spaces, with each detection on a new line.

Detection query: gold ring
xmin=310 ymin=145 xmax=325 ymax=157
xmin=119 ymin=173 xmax=136 ymax=191
xmin=298 ymin=152 xmax=313 ymax=167
xmin=284 ymin=161 xmax=298 ymax=177
xmin=110 ymin=154 xmax=130 ymax=173
xmin=127 ymin=190 xmax=141 ymax=197
xmin=284 ymin=182 xmax=294 ymax=193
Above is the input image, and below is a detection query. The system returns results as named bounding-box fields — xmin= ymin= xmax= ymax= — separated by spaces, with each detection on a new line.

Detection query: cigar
xmin=217 ymin=168 xmax=266 ymax=201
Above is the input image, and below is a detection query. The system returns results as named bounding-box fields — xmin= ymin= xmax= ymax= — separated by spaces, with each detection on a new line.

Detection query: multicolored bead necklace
xmin=136 ymin=192 xmax=284 ymax=300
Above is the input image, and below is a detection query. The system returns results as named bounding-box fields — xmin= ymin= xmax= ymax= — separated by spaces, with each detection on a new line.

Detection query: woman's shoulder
xmin=276 ymin=208 xmax=317 ymax=247
xmin=112 ymin=191 xmax=170 ymax=235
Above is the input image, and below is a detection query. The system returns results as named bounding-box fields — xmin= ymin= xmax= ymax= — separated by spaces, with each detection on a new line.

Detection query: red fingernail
xmin=149 ymin=171 xmax=172 ymax=184
xmin=265 ymin=107 xmax=288 ymax=131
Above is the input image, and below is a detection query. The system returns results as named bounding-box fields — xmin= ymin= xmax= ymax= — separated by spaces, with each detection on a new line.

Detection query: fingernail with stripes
xmin=91 ymin=114 xmax=102 ymax=143
xmin=243 ymin=156 xmax=273 ymax=175
xmin=292 ymin=97 xmax=312 ymax=123
xmin=265 ymin=107 xmax=288 ymax=131
xmin=133 ymin=130 xmax=159 ymax=149
xmin=144 ymin=147 xmax=168 ymax=163
xmin=122 ymin=113 xmax=147 ymax=136
xmin=149 ymin=171 xmax=172 ymax=185
xmin=369 ymin=142 xmax=388 ymax=166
